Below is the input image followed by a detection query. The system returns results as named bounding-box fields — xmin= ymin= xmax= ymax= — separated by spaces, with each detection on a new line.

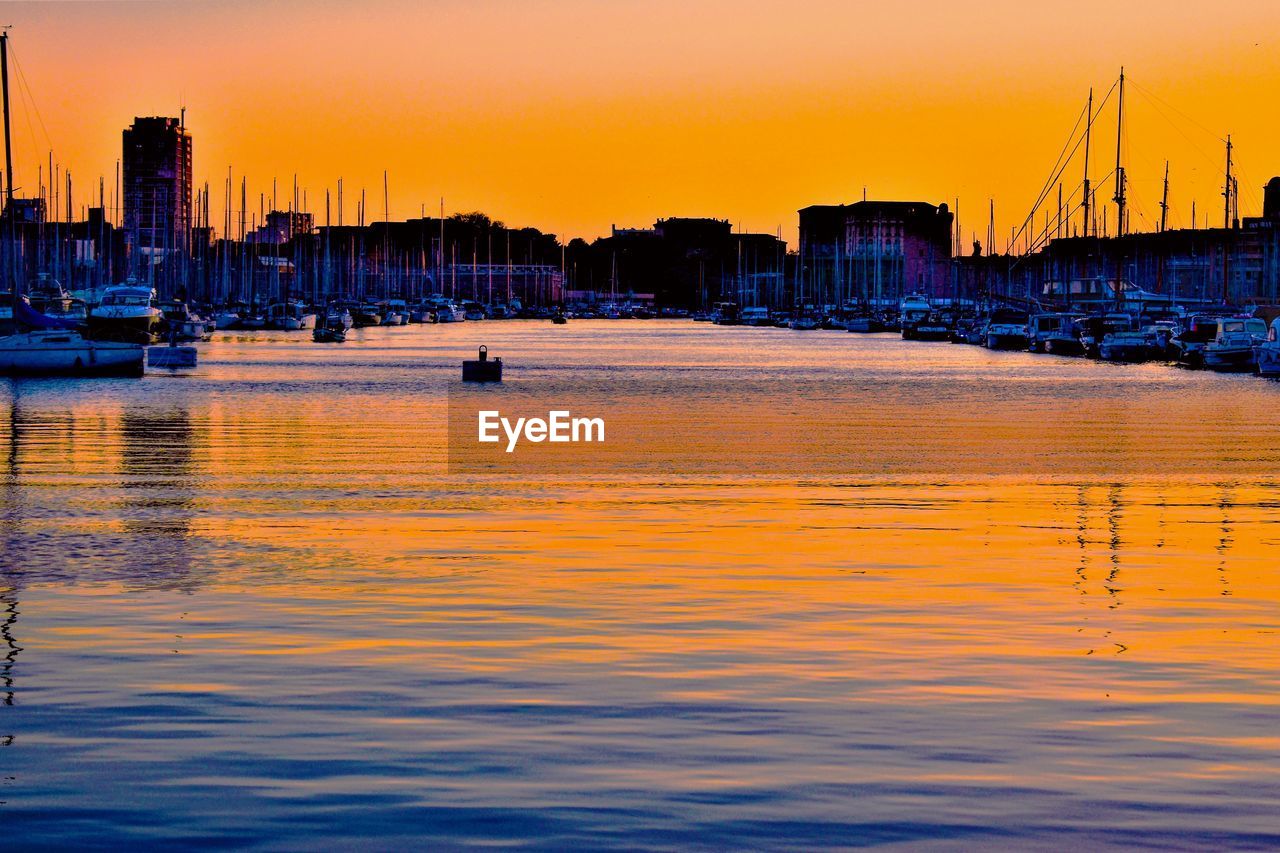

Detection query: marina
xmin=4 ymin=4 xmax=1280 ymax=848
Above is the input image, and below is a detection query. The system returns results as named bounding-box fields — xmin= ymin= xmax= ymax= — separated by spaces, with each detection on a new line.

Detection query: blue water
xmin=3 ymin=322 xmax=1280 ymax=848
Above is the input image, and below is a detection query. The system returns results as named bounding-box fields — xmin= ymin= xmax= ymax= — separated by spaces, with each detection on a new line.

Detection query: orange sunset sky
xmin=4 ymin=0 xmax=1280 ymax=247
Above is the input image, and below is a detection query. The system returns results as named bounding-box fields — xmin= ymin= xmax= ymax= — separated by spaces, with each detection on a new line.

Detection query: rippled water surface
xmin=3 ymin=321 xmax=1280 ymax=848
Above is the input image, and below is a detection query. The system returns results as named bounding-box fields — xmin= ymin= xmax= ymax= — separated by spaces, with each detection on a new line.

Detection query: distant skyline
xmin=4 ymin=0 xmax=1280 ymax=247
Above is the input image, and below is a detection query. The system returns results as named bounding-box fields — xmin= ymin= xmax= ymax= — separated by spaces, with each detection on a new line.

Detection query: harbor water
xmin=3 ymin=321 xmax=1279 ymax=848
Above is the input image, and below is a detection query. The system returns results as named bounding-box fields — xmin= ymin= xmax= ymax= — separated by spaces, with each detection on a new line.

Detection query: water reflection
xmin=0 ymin=591 xmax=16 ymax=709
xmin=118 ymin=408 xmax=200 ymax=590
xmin=0 ymin=326 xmax=1278 ymax=847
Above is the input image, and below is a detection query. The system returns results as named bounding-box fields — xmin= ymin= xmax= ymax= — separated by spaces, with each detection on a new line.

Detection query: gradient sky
xmin=4 ymin=0 xmax=1279 ymax=247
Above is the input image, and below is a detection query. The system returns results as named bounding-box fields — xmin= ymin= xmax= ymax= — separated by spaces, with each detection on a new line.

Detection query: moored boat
xmin=912 ymin=311 xmax=951 ymax=342
xmin=407 ymin=301 xmax=433 ymax=323
xmin=1100 ymin=326 xmax=1162 ymax=363
xmin=0 ymin=327 xmax=144 ymax=376
xmin=1256 ymin=317 xmax=1280 ymax=377
xmin=313 ymin=324 xmax=347 ymax=343
xmin=87 ymin=284 xmax=163 ymax=343
xmin=847 ymin=313 xmax=885 ymax=333
xmin=899 ymin=295 xmax=932 ymax=339
xmin=352 ymin=303 xmax=383 ymax=327
xmin=1174 ymin=315 xmax=1262 ymax=368
xmin=266 ymin=301 xmax=317 ymax=331
xmin=984 ymin=309 xmax=1030 ymax=350
xmin=1204 ymin=320 xmax=1266 ymax=372
xmin=157 ymin=299 xmax=214 ymax=342
xmin=211 ymin=304 xmax=244 ymax=331
xmin=27 ymin=275 xmax=87 ymax=325
xmin=432 ymin=301 xmax=465 ymax=323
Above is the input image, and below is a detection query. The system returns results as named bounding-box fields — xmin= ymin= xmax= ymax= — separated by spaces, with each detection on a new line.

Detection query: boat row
xmin=936 ymin=305 xmax=1280 ymax=375
xmin=703 ymin=294 xmax=1280 ymax=377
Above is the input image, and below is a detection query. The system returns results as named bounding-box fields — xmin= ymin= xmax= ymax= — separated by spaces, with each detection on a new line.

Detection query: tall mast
xmin=1113 ymin=68 xmax=1126 ymax=236
xmin=1222 ymin=135 xmax=1233 ymax=303
xmin=1 ymin=29 xmax=13 ymax=213
xmin=1159 ymin=161 xmax=1169 ymax=232
xmin=1081 ymin=87 xmax=1092 ymax=238
xmin=1222 ymin=134 xmax=1233 ymax=229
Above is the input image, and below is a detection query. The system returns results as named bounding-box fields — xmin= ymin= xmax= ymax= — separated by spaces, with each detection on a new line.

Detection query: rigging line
xmin=7 ymin=54 xmax=43 ymax=178
xmin=7 ymin=43 xmax=55 ymax=157
xmin=1014 ymin=191 xmax=1093 ymax=266
xmin=1231 ymin=159 xmax=1261 ymax=216
xmin=1127 ymin=77 xmax=1226 ymax=143
xmin=1012 ymin=124 xmax=1096 ymax=252
xmin=1012 ymin=167 xmax=1120 ymax=266
xmin=1127 ymin=83 xmax=1221 ymax=170
xmin=1015 ymin=124 xmax=1090 ymax=243
xmin=1011 ymin=79 xmax=1120 ymax=251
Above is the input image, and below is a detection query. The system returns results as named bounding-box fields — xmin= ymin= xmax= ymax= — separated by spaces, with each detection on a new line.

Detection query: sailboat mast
xmin=1159 ymin=162 xmax=1169 ymax=233
xmin=1081 ymin=87 xmax=1092 ymax=238
xmin=1113 ymin=69 xmax=1126 ymax=236
xmin=1222 ymin=135 xmax=1233 ymax=228
xmin=1 ymin=30 xmax=12 ymax=213
xmin=1223 ymin=135 xmax=1233 ymax=303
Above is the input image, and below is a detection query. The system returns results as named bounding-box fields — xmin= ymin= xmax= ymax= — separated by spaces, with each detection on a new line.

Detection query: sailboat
xmin=0 ymin=32 xmax=145 ymax=376
xmin=0 ymin=295 xmax=144 ymax=376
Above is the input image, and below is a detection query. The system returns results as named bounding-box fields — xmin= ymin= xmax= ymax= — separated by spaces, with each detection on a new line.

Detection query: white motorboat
xmin=325 ymin=306 xmax=355 ymax=329
xmin=432 ymin=301 xmax=465 ymax=323
xmin=1204 ymin=320 xmax=1267 ymax=372
xmin=266 ymin=301 xmax=317 ymax=331
xmin=381 ymin=299 xmax=410 ymax=326
xmin=0 ymin=328 xmax=144 ymax=376
xmin=1029 ymin=313 xmax=1084 ymax=355
xmin=899 ymin=294 xmax=932 ymax=339
xmin=157 ymin=300 xmax=213 ymax=342
xmin=1100 ymin=326 xmax=1162 ymax=363
xmin=87 ymin=284 xmax=163 ymax=343
xmin=984 ymin=309 xmax=1030 ymax=350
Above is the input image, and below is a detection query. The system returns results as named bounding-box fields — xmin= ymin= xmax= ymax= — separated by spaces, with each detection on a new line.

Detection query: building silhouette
xmin=123 ymin=116 xmax=192 ymax=263
xmin=800 ymin=201 xmax=954 ymax=304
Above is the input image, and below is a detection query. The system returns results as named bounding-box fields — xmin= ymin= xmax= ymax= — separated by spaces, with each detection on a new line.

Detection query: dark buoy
xmin=462 ymin=345 xmax=502 ymax=382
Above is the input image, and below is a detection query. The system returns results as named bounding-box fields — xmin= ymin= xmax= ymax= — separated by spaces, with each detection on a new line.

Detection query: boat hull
xmin=913 ymin=326 xmax=951 ymax=342
xmin=1204 ymin=348 xmax=1256 ymax=372
xmin=86 ymin=313 xmax=161 ymax=344
xmin=847 ymin=318 xmax=884 ymax=333
xmin=1100 ymin=343 xmax=1157 ymax=362
xmin=1257 ymin=344 xmax=1280 ymax=377
xmin=0 ymin=332 xmax=144 ymax=376
xmin=1043 ymin=336 xmax=1085 ymax=357
xmin=986 ymin=333 xmax=1028 ymax=350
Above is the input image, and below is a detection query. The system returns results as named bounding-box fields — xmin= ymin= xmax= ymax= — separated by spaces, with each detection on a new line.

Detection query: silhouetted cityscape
xmin=2 ymin=113 xmax=1278 ymax=309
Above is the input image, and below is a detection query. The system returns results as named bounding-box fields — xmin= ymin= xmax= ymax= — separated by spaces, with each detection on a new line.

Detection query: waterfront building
xmin=249 ymin=210 xmax=315 ymax=245
xmin=587 ymin=217 xmax=787 ymax=309
xmin=800 ymin=200 xmax=954 ymax=305
xmin=122 ymin=116 xmax=192 ymax=262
